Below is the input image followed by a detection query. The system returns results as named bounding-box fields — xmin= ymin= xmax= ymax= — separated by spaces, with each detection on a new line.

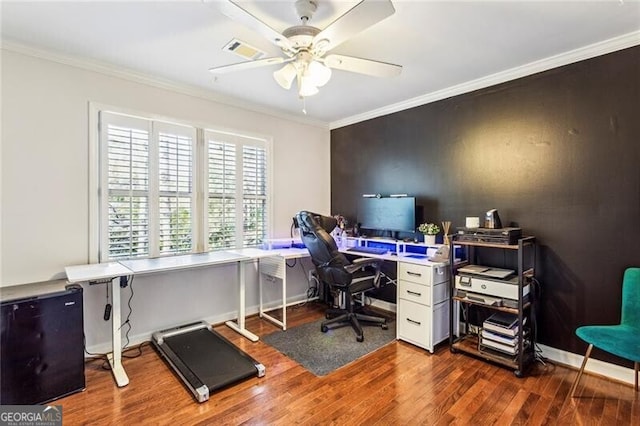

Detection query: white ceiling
xmin=2 ymin=1 xmax=639 ymax=127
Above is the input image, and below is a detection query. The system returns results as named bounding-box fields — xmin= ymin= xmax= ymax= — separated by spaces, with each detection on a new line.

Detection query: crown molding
xmin=330 ymin=30 xmax=640 ymax=130
xmin=0 ymin=40 xmax=329 ymax=130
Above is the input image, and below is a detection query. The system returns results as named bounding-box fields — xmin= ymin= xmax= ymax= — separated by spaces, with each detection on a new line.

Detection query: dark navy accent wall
xmin=331 ymin=46 xmax=640 ymax=365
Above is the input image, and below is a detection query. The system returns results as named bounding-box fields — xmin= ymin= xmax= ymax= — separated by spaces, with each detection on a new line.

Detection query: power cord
xmin=305 ymin=272 xmax=320 ymax=302
xmin=120 ymin=274 xmax=136 ymax=351
xmin=288 ymin=257 xmax=320 ymax=307
xmin=529 ymin=276 xmax=548 ymax=365
xmin=85 ymin=274 xmax=142 ymax=370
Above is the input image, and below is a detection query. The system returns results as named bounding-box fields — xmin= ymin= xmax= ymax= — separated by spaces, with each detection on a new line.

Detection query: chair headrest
xmin=296 ymin=211 xmax=337 ymax=234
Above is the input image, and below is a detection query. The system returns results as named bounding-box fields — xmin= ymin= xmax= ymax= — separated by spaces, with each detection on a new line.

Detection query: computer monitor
xmin=357 ymin=197 xmax=416 ymax=234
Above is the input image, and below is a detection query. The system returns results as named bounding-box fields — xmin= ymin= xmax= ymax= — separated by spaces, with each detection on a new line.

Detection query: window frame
xmin=204 ymin=130 xmax=270 ymax=252
xmin=89 ymin=103 xmax=273 ymax=263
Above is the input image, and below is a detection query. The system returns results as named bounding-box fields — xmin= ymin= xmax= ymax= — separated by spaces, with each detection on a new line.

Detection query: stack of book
xmin=479 ymin=312 xmax=525 ymax=358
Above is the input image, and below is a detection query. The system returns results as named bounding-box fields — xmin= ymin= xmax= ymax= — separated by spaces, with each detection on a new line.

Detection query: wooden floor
xmin=59 ymin=302 xmax=638 ymax=425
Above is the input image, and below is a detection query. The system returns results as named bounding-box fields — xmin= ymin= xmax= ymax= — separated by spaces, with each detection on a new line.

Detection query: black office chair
xmin=296 ymin=211 xmax=387 ymax=342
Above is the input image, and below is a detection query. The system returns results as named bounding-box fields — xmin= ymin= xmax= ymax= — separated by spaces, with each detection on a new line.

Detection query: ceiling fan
xmin=208 ymin=0 xmax=402 ymax=99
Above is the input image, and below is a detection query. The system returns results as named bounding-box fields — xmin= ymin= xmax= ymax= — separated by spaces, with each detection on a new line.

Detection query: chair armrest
xmin=346 ymin=257 xmax=382 ymax=272
xmin=345 ymin=258 xmax=383 ymax=287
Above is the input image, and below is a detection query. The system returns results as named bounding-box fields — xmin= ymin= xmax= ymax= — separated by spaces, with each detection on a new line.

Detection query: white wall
xmin=1 ymin=48 xmax=330 ymax=351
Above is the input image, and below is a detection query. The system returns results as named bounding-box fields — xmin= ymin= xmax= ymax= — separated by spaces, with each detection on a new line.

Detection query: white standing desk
xmin=64 ymin=242 xmax=448 ymax=389
xmin=65 ymin=251 xmax=260 ymax=388
xmin=65 ymin=262 xmax=134 ymax=388
xmin=229 ymin=247 xmax=309 ymax=331
xmin=119 ymin=251 xmax=258 ymax=342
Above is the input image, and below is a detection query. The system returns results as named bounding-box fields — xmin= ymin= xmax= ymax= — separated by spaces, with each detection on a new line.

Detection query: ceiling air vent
xmin=223 ymin=38 xmax=266 ymax=60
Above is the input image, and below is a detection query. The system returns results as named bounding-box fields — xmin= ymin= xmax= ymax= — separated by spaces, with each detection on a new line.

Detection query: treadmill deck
xmin=152 ymin=321 xmax=265 ymax=402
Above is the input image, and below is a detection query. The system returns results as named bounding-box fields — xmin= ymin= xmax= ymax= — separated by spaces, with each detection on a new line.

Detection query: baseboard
xmin=538 ymin=343 xmax=636 ymax=387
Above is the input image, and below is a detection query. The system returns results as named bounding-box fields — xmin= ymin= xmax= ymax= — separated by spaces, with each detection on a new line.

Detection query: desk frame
xmin=65 ymin=252 xmax=259 ymax=388
xmin=258 ymin=256 xmax=289 ymax=330
xmin=64 ymin=262 xmax=133 ymax=388
xmin=65 ymin=243 xmax=447 ymax=389
xmin=228 ymin=247 xmax=309 ymax=332
xmin=224 ymin=259 xmax=259 ymax=342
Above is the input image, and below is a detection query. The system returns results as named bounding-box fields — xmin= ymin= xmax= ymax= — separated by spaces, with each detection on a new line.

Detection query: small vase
xmin=424 ymin=234 xmax=436 ymax=245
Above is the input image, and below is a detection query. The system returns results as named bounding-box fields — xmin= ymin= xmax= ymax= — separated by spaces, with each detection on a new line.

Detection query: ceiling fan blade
xmin=313 ymin=0 xmax=395 ymax=52
xmin=209 ymin=57 xmax=288 ymax=74
xmin=324 ymin=54 xmax=402 ymax=77
xmin=215 ymin=0 xmax=294 ymax=52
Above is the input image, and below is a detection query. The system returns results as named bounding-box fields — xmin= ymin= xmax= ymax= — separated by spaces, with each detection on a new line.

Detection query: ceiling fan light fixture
xmin=306 ymin=60 xmax=332 ymax=87
xmin=213 ymin=0 xmax=402 ymax=102
xmin=273 ymin=63 xmax=297 ymax=90
xmin=298 ymin=76 xmax=319 ymax=97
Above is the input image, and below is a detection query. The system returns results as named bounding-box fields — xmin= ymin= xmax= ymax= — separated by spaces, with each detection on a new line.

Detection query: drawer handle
xmin=406 ymin=318 xmax=421 ymax=326
xmin=407 ymin=290 xmax=422 ymax=297
xmin=407 ymin=271 xmax=422 ymax=277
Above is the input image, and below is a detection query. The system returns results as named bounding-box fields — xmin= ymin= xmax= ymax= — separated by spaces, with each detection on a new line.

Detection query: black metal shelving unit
xmin=448 ymin=235 xmax=536 ymax=377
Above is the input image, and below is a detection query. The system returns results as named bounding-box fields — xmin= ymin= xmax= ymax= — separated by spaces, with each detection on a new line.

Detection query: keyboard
xmin=346 ymin=246 xmax=389 ymax=255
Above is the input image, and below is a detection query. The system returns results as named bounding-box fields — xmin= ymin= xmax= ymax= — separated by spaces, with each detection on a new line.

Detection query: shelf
xmin=449 ymin=234 xmax=536 ymax=378
xmin=451 ymin=334 xmax=520 ymax=369
xmin=451 ymin=236 xmax=536 ymax=250
xmin=452 ymin=296 xmax=530 ymax=313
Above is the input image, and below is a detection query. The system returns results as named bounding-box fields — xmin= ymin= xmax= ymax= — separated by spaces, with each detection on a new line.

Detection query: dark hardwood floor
xmin=59 ymin=302 xmax=638 ymax=425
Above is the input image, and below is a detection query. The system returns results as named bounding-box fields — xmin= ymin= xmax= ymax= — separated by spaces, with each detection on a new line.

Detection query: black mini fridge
xmin=1 ymin=280 xmax=85 ymax=404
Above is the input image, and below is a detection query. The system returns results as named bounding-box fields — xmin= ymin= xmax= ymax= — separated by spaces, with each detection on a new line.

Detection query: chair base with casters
xmin=320 ymin=274 xmax=388 ymax=342
xmin=569 ymin=267 xmax=640 ymax=397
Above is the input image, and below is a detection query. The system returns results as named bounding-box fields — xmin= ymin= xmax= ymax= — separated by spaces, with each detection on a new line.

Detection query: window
xmin=242 ymin=144 xmax=268 ymax=246
xmin=205 ymin=131 xmax=268 ymax=251
xmin=156 ymin=125 xmax=195 ymax=255
xmin=96 ymin=110 xmax=270 ymax=262
xmin=101 ymin=114 xmax=152 ymax=260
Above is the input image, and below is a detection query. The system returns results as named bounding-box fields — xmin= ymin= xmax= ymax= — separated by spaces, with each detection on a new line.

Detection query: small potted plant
xmin=418 ymin=222 xmax=440 ymax=245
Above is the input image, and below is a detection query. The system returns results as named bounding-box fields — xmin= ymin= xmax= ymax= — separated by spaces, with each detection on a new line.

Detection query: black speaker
xmin=1 ymin=281 xmax=85 ymax=404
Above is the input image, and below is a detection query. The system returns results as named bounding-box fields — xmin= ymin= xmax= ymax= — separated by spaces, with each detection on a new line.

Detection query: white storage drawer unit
xmin=396 ymin=262 xmax=450 ymax=353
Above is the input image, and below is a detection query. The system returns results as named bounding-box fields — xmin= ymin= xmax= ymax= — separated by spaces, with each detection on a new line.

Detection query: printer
xmin=454 ymin=267 xmax=530 ymax=308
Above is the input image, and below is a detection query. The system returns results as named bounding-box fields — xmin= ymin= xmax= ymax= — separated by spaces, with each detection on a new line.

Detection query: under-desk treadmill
xmin=152 ymin=321 xmax=265 ymax=402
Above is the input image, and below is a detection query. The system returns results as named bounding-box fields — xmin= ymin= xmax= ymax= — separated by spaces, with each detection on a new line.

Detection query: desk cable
xmin=84 ymin=274 xmax=144 ymax=368
xmin=530 ymin=276 xmax=547 ymax=365
xmin=286 ymin=257 xmax=320 ymax=304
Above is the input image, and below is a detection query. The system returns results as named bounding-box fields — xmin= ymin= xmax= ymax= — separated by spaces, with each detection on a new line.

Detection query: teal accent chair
xmin=570 ymin=267 xmax=640 ymax=397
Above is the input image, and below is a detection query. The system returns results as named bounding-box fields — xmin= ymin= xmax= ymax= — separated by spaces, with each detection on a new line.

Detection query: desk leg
xmin=256 ymin=256 xmax=286 ymax=330
xmin=225 ymin=260 xmax=259 ymax=342
xmin=259 ymin=260 xmax=264 ymax=319
xmin=108 ymin=277 xmax=129 ymax=387
xmin=281 ymin=258 xmax=287 ymax=330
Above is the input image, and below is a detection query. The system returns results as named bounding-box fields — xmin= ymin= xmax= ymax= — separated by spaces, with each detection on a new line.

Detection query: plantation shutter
xmin=207 ymin=139 xmax=237 ymax=250
xmin=205 ymin=131 xmax=268 ymax=250
xmin=101 ymin=113 xmax=150 ymax=260
xmin=242 ymin=144 xmax=267 ymax=247
xmin=96 ymin=109 xmax=270 ymax=260
xmin=155 ymin=123 xmax=196 ymax=255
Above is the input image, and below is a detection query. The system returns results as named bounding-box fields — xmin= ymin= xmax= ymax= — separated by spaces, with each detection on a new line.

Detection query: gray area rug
xmin=262 ymin=317 xmax=396 ymax=376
